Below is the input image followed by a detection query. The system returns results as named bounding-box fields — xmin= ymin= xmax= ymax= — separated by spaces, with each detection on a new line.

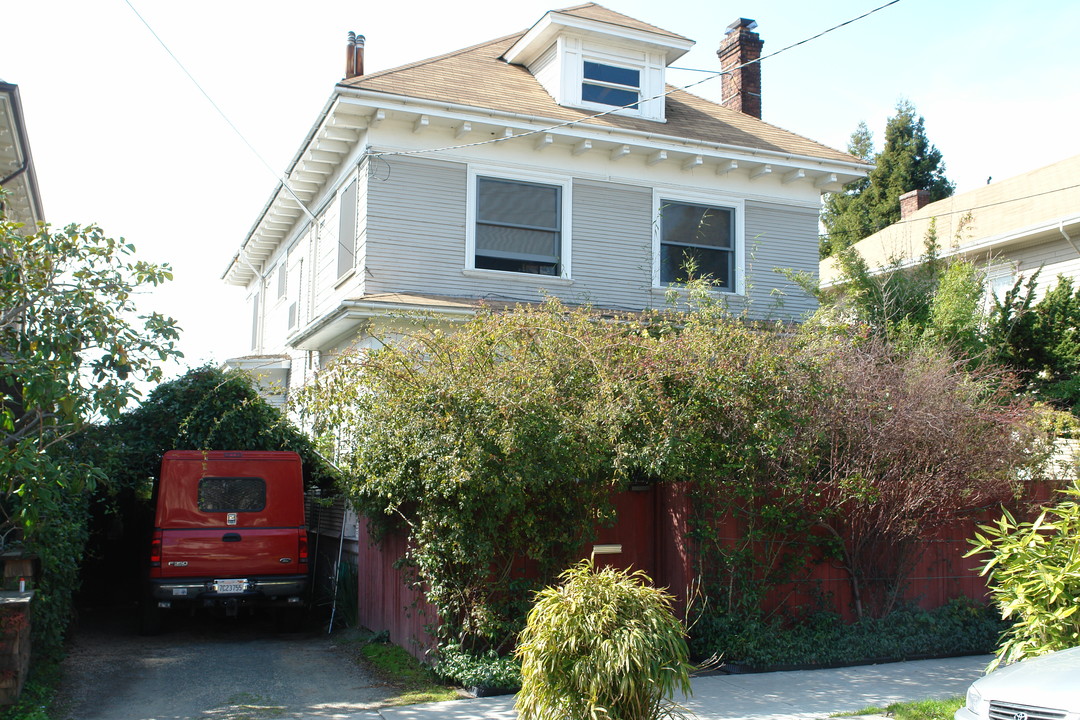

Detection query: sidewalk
xmin=368 ymin=654 xmax=989 ymax=720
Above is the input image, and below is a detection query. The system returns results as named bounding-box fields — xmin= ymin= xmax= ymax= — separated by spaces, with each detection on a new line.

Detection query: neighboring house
xmin=222 ymin=4 xmax=867 ymax=395
xmin=819 ymin=154 xmax=1080 ymax=302
xmin=0 ymin=81 xmax=44 ymax=229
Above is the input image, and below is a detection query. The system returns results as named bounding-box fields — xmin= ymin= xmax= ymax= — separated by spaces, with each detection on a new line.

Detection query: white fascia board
xmin=504 ymin=12 xmax=694 ymax=67
xmin=334 ymin=91 xmax=869 ymax=181
xmin=224 ymin=90 xmax=350 ymax=284
xmin=954 ymin=213 xmax=1080 ymax=258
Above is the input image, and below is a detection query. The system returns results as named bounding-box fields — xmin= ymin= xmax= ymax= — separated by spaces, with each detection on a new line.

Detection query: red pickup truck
xmin=143 ymin=450 xmax=310 ymax=632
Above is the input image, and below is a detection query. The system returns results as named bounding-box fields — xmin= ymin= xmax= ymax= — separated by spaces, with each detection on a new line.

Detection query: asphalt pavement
xmin=362 ymin=654 xmax=989 ymax=720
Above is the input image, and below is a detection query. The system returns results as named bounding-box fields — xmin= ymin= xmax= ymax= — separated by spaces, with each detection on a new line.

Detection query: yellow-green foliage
xmin=515 ymin=560 xmax=692 ymax=720
xmin=968 ymin=482 xmax=1080 ymax=668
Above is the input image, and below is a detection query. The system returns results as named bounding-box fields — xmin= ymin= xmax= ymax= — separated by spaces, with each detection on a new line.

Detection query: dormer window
xmin=503 ymin=7 xmax=693 ymax=124
xmin=582 ymin=61 xmax=640 ymax=109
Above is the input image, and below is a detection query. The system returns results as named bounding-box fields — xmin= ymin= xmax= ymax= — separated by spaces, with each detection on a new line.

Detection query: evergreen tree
xmin=821 ymin=100 xmax=954 ymax=257
xmin=820 ymin=122 xmax=874 ymax=257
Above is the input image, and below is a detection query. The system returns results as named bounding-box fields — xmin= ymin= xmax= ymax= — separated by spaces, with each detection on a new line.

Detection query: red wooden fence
xmin=353 ymin=481 xmax=1049 ymax=661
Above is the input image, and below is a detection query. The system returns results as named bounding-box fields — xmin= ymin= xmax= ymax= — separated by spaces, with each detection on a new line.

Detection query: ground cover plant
xmin=688 ymin=599 xmax=1006 ymax=669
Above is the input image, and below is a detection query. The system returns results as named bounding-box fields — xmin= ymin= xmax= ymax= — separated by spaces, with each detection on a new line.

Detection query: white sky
xmin=4 ymin=0 xmax=1080 ymax=378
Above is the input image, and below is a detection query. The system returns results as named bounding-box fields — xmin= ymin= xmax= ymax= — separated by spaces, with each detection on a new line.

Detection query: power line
xmin=366 ymin=0 xmax=904 ymax=161
xmin=122 ymin=0 xmax=317 ymax=225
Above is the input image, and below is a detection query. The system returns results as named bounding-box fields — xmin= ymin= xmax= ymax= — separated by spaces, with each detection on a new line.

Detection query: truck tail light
xmin=298 ymin=530 xmax=309 ymax=565
xmin=150 ymin=530 xmax=162 ymax=567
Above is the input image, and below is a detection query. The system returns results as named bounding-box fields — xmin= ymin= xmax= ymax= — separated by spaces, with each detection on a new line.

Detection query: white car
xmin=955 ymin=647 xmax=1080 ymax=720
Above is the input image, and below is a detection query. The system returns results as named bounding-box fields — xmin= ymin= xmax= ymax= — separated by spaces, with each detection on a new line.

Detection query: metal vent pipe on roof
xmin=345 ymin=31 xmax=365 ymax=79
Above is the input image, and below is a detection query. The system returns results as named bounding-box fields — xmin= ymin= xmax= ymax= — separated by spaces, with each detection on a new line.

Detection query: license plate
xmin=213 ymin=579 xmax=248 ymax=594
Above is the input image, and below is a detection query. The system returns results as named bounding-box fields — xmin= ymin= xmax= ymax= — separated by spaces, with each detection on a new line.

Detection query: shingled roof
xmin=338 ymin=3 xmax=855 ymax=165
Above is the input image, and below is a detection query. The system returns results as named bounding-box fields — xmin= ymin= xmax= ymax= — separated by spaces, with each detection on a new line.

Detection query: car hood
xmin=976 ymin=647 xmax=1080 ymax=711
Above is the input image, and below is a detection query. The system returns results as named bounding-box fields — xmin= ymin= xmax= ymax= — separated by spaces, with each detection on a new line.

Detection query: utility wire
xmin=122 ymin=0 xmax=317 ymax=224
xmin=367 ymin=0 xmax=904 ymax=161
xmin=124 ymin=0 xmax=904 ymax=259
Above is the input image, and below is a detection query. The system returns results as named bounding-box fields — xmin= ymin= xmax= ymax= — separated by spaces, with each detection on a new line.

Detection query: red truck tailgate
xmin=158 ymin=527 xmax=303 ymax=578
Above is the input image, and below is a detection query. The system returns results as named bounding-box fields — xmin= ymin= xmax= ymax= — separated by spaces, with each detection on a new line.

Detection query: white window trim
xmin=466 ymin=165 xmax=573 ymax=280
xmin=559 ymin=39 xmax=665 ymax=121
xmin=651 ymin=189 xmax=745 ymax=295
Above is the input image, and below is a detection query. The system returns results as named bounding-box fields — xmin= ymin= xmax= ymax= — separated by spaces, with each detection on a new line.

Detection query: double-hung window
xmin=657 ymin=199 xmax=739 ymax=291
xmin=582 ymin=61 xmax=640 ymax=109
xmin=473 ymin=175 xmax=564 ymax=277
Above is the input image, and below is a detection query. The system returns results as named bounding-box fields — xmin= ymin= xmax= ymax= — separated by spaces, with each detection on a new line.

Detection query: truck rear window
xmin=198 ymin=477 xmax=266 ymax=513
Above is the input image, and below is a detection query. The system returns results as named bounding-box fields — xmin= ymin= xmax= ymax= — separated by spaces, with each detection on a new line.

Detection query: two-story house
xmin=223 ymin=4 xmax=868 ymax=395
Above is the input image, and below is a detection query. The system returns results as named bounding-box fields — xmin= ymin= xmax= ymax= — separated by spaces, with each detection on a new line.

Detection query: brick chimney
xmin=899 ymin=189 xmax=931 ymax=219
xmin=345 ymin=31 xmax=365 ymax=79
xmin=718 ymin=18 xmax=763 ymax=119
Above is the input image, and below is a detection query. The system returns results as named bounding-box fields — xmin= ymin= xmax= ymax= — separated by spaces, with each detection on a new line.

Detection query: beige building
xmin=820 ymin=154 xmax=1080 ymax=300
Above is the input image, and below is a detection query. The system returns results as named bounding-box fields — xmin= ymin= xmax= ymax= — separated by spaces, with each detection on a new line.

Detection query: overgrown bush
xmin=297 ymin=303 xmax=630 ymax=651
xmin=515 ymin=560 xmax=692 ymax=720
xmin=299 ymin=297 xmax=1046 ymax=661
xmin=968 ymin=481 xmax=1080 ymax=668
xmin=688 ymin=599 xmax=1006 ymax=669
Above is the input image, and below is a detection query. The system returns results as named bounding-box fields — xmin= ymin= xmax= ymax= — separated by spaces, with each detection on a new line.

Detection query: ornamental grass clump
xmin=515 ymin=559 xmax=693 ymax=720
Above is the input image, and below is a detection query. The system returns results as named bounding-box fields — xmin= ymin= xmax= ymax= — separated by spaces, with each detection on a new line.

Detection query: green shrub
xmin=435 ymin=642 xmax=522 ymax=690
xmin=688 ymin=599 xmax=1005 ymax=668
xmin=968 ymin=482 xmax=1080 ymax=668
xmin=516 ymin=560 xmax=692 ymax=720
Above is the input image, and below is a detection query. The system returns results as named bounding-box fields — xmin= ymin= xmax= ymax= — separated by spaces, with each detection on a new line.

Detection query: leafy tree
xmin=820 ymin=121 xmax=874 ymax=258
xmin=822 ymin=100 xmax=955 ymax=256
xmin=80 ymin=364 xmax=338 ymax=495
xmin=0 ymin=206 xmax=182 ymax=654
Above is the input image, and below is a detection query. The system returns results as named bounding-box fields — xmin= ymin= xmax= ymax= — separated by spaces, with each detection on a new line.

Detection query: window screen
xmin=475 ymin=177 xmax=561 ymax=276
xmin=198 ymin=477 xmax=266 ymax=513
xmin=659 ymin=202 xmax=735 ymax=289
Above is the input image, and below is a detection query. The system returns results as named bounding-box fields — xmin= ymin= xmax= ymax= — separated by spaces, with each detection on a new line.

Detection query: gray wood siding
xmin=742 ymin=200 xmax=820 ymax=321
xmin=363 ymin=156 xmax=818 ymax=322
xmin=365 ymin=156 xmax=470 ymax=296
xmin=570 ymin=180 xmax=655 ymax=310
